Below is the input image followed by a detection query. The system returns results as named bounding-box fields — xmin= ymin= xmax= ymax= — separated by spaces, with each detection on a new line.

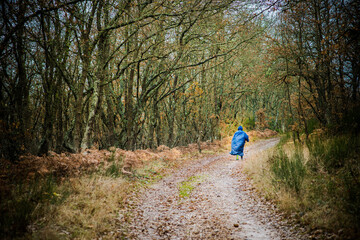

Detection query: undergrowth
xmin=30 ymin=157 xmax=172 ymax=239
xmin=0 ymin=175 xmax=69 ymax=239
xmin=0 ymin=155 xmax=167 ymax=239
xmin=270 ymin=146 xmax=306 ymax=194
xmin=244 ymin=133 xmax=360 ymax=238
xmin=0 ymin=140 xmax=228 ymax=239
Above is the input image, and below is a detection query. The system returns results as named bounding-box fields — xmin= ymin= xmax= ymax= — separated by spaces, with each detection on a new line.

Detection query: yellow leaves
xmin=53 ymin=192 xmax=62 ymax=198
xmin=194 ymin=86 xmax=203 ymax=96
xmin=290 ymin=122 xmax=299 ymax=131
xmin=181 ymin=82 xmax=204 ymax=109
xmin=43 ymin=191 xmax=62 ymax=199
xmin=187 ymin=82 xmax=204 ymax=96
xmin=160 ymin=111 xmax=165 ymax=121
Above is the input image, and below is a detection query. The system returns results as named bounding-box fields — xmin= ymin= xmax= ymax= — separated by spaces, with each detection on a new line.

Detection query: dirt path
xmin=126 ymin=138 xmax=309 ymax=239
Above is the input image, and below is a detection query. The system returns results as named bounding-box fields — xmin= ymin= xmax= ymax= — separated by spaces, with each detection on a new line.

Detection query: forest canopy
xmin=1 ymin=0 xmax=359 ymax=160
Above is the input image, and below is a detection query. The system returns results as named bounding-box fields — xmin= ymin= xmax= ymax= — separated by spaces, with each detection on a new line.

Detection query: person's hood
xmin=238 ymin=126 xmax=243 ymax=131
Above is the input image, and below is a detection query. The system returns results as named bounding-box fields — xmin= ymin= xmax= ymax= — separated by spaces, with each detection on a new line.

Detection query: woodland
xmin=1 ymin=0 xmax=360 ymax=239
xmin=1 ymin=0 xmax=359 ymax=157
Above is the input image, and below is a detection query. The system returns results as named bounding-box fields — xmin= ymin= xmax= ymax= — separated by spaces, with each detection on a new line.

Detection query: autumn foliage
xmin=0 ymin=0 xmax=359 ymax=238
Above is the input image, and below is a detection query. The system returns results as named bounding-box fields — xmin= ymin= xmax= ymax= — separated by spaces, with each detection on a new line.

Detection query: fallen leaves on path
xmin=123 ymin=139 xmax=316 ymax=240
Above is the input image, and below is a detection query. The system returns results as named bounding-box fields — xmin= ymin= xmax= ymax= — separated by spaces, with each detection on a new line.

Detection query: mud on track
xmin=125 ymin=138 xmax=309 ymax=239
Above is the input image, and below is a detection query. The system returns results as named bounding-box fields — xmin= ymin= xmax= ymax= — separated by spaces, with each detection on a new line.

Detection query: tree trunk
xmin=39 ymin=11 xmax=55 ymax=155
xmin=14 ymin=0 xmax=31 ymax=156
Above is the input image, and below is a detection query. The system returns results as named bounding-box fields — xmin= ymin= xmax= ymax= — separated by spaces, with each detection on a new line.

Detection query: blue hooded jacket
xmin=230 ymin=126 xmax=249 ymax=156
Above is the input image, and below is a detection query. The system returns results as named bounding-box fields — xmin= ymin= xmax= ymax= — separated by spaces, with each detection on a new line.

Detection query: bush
xmin=270 ymin=146 xmax=306 ymax=194
xmin=0 ymin=175 xmax=68 ymax=239
xmin=308 ymin=135 xmax=358 ymax=173
xmin=105 ymin=161 xmax=122 ymax=178
xmin=242 ymin=116 xmax=255 ymax=130
xmin=306 ymin=118 xmax=320 ymax=134
xmin=307 ymin=134 xmax=360 ymax=235
xmin=341 ymin=166 xmax=360 ymax=219
xmin=247 ymin=132 xmax=360 ymax=237
xmin=278 ymin=132 xmax=291 ymax=146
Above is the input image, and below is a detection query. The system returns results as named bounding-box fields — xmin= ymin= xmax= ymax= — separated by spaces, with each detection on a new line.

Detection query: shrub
xmin=308 ymin=135 xmax=358 ymax=173
xmin=306 ymin=118 xmax=320 ymax=134
xmin=307 ymin=134 xmax=360 ymax=235
xmin=242 ymin=116 xmax=255 ymax=130
xmin=0 ymin=175 xmax=67 ymax=239
xmin=270 ymin=146 xmax=306 ymax=194
xmin=247 ymin=132 xmax=360 ymax=237
xmin=341 ymin=166 xmax=360 ymax=226
xmin=105 ymin=161 xmax=122 ymax=178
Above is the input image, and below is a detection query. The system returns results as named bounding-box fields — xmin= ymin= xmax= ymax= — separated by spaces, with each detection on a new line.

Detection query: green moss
xmin=178 ymin=175 xmax=204 ymax=198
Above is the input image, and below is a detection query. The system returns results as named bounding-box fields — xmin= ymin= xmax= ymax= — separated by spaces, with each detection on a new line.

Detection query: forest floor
xmin=121 ymin=138 xmax=312 ymax=240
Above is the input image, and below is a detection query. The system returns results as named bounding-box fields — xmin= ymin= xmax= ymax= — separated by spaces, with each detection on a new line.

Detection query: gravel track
xmin=126 ymin=138 xmax=310 ymax=240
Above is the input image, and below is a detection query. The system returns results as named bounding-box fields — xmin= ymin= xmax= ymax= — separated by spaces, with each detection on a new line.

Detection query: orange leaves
xmin=256 ymin=108 xmax=269 ymax=129
xmin=183 ymin=81 xmax=204 ymax=100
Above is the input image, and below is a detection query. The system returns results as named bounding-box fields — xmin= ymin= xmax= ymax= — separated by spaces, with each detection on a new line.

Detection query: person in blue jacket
xmin=230 ymin=126 xmax=249 ymax=160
